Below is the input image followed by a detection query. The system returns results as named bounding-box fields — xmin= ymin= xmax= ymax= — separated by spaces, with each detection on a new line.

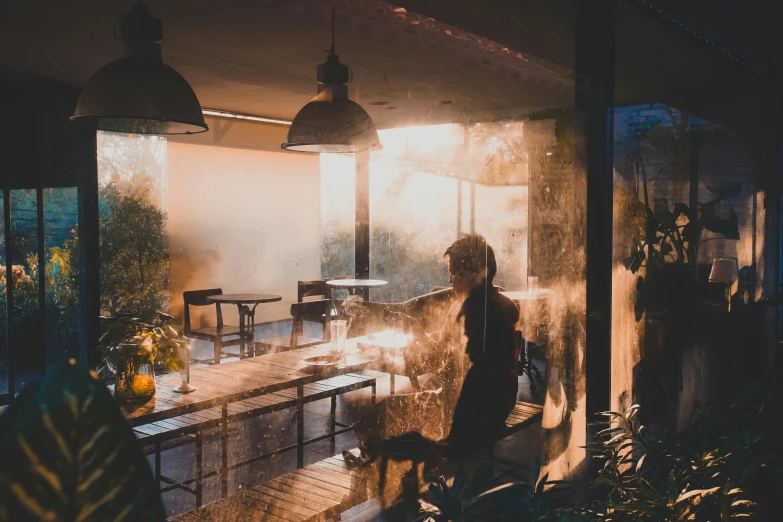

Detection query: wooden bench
xmin=134 ymin=373 xmax=377 ymax=505
xmin=169 ymin=401 xmax=543 ymax=521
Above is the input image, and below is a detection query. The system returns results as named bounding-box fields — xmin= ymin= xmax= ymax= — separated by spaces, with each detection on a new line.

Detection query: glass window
xmin=97 ymin=131 xmax=168 ymax=321
xmin=43 ymin=187 xmax=79 ymax=368
xmin=9 ymin=189 xmax=41 ymax=391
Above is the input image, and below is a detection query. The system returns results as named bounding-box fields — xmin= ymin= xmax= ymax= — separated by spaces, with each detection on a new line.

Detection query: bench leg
xmin=330 ymin=395 xmax=337 ymax=454
xmin=389 ymin=373 xmax=395 ymax=395
xmin=297 ymin=384 xmax=304 ymax=468
xmin=214 ymin=338 xmax=222 ymax=365
xmin=154 ymin=442 xmax=161 ymax=488
xmin=221 ymin=403 xmax=229 ymax=498
xmin=195 ymin=431 xmax=203 ymax=507
xmin=371 ymin=381 xmax=377 ymax=405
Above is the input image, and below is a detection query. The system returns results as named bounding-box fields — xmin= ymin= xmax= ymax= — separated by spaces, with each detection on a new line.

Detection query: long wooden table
xmin=121 ymin=342 xmax=372 ymax=496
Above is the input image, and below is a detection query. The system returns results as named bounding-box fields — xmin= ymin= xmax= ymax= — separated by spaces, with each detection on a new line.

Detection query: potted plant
xmin=97 ymin=312 xmax=185 ymax=401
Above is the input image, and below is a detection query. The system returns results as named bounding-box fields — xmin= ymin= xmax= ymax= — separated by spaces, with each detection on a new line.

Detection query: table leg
xmin=237 ymin=304 xmax=247 ymax=359
xmin=390 ymin=373 xmax=395 ymax=395
xmin=330 ymin=395 xmax=337 ymax=454
xmin=196 ymin=431 xmax=203 ymax=507
xmin=221 ymin=402 xmax=228 ymax=498
xmin=248 ymin=304 xmax=259 ymax=357
xmin=297 ymin=384 xmax=304 ymax=468
xmin=154 ymin=442 xmax=161 ymax=488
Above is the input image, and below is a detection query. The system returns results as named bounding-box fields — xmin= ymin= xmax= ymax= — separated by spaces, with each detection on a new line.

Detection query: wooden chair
xmin=297 ymin=279 xmax=332 ymax=303
xmin=289 ymin=300 xmax=332 ymax=349
xmin=253 ymin=279 xmax=343 ymax=354
xmin=293 ymin=278 xmax=350 ymax=342
xmin=183 ymin=289 xmax=246 ymax=364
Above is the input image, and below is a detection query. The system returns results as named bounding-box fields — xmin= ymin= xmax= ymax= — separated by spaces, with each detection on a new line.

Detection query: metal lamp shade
xmin=71 ymin=57 xmax=208 ymax=135
xmin=282 ymin=97 xmax=381 ymax=153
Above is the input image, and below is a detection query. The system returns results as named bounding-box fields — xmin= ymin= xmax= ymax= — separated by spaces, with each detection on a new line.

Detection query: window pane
xmin=0 ymin=191 xmax=6 ymax=397
xmin=43 ymin=187 xmax=79 ymax=368
xmin=97 ymin=131 xmax=168 ymax=322
xmin=9 ymin=189 xmax=41 ymax=391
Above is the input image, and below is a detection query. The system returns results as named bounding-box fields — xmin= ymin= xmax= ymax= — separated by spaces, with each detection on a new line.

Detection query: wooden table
xmin=207 ymin=293 xmax=282 ymax=358
xmin=121 ymin=342 xmax=371 ymax=494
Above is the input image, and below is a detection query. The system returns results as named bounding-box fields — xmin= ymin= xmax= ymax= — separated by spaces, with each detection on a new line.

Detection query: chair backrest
xmin=298 ymin=276 xmax=354 ymax=302
xmin=183 ymin=288 xmax=224 ymax=334
xmin=290 ymin=300 xmax=332 ymax=349
xmin=297 ymin=280 xmax=329 ymax=302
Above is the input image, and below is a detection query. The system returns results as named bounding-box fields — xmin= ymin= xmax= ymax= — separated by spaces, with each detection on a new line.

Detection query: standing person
xmin=344 ymin=234 xmax=519 ymax=466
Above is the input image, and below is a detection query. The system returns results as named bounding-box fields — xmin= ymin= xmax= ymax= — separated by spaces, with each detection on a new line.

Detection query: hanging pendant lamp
xmin=282 ymin=9 xmax=381 ymax=153
xmin=71 ymin=1 xmax=208 ymax=135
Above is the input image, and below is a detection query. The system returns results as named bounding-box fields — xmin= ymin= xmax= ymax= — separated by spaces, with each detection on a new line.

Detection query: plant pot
xmin=114 ymin=343 xmax=156 ymax=402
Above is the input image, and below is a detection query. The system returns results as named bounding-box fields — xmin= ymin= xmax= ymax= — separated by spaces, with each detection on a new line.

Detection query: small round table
xmin=207 ymin=294 xmax=282 ymax=358
xmin=326 ymin=278 xmax=388 ymax=293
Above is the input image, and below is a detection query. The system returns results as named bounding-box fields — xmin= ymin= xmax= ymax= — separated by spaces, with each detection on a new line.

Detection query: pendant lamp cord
xmin=330 ymin=7 xmax=336 ymax=55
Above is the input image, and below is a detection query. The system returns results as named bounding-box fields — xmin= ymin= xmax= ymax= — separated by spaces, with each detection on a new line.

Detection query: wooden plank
xmin=268 ymin=475 xmax=349 ymax=502
xmin=204 ymin=363 xmax=287 ymax=383
xmin=296 ymin=465 xmax=358 ymax=489
xmin=188 ymin=370 xmax=270 ymax=392
xmin=250 ymin=482 xmax=340 ymax=511
xmin=252 ymin=482 xmax=338 ymax=511
xmin=311 ymin=460 xmax=355 ymax=478
xmin=228 ymin=494 xmax=304 ymax=522
xmin=294 ymin=468 xmax=358 ymax=491
xmin=191 ymin=500 xmax=254 ymax=521
xmin=241 ymin=489 xmax=321 ymax=519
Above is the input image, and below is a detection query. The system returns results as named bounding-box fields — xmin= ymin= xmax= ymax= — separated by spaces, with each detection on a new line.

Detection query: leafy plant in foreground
xmin=418 ymin=459 xmax=571 ymax=522
xmin=0 ymin=362 xmax=165 ymax=521
xmin=571 ymin=405 xmax=754 ymax=521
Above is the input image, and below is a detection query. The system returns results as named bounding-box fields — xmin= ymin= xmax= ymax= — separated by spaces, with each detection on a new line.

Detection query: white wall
xmin=167 ymin=138 xmax=321 ymax=328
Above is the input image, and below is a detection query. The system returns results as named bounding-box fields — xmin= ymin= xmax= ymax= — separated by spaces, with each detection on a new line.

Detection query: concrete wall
xmin=167 ymin=118 xmax=321 ymax=330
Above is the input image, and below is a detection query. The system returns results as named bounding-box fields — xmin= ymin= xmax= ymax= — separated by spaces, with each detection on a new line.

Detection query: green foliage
xmin=321 ymin=223 xmax=448 ymax=301
xmin=418 ymin=460 xmax=570 ymax=522
xmin=97 ymin=312 xmax=185 ymax=383
xmin=0 ymin=231 xmax=80 ymax=357
xmin=624 ymin=184 xmax=741 ymax=275
xmin=0 ymin=362 xmax=165 ymax=521
xmin=560 ymin=405 xmax=755 ymax=521
xmin=99 ymin=173 xmax=168 ymax=322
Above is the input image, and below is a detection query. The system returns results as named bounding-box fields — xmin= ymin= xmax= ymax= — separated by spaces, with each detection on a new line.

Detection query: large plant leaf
xmin=0 ymin=362 xmax=165 ymax=522
xmin=461 ymin=462 xmax=494 ymax=506
xmin=700 ymin=208 xmax=739 ymax=240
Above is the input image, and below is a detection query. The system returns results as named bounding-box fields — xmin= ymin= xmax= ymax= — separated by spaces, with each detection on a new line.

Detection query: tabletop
xmin=122 ymin=341 xmax=369 ymax=426
xmin=326 ymin=279 xmax=388 ymax=288
xmin=206 ymin=293 xmax=282 ymax=305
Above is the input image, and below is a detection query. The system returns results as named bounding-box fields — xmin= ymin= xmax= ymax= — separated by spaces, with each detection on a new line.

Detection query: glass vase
xmin=114 ymin=344 xmax=157 ymax=402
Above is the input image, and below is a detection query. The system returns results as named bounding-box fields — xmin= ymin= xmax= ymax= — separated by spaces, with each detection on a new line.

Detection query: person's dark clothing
xmin=447 ymin=283 xmax=519 ymax=451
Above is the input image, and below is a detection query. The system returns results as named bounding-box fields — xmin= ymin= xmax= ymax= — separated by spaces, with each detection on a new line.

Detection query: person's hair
xmin=444 ymin=234 xmax=497 ymax=285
